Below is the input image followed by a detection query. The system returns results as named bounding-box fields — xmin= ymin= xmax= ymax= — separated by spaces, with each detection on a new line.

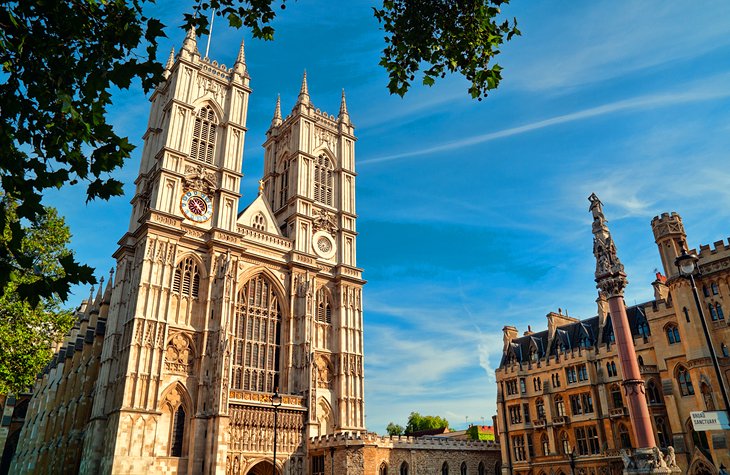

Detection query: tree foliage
xmin=386 ymin=422 xmax=405 ymax=436
xmin=405 ymin=412 xmax=450 ymax=434
xmin=373 ymin=0 xmax=520 ymax=99
xmin=0 ymin=0 xmax=520 ymax=303
xmin=0 ymin=199 xmax=77 ymax=394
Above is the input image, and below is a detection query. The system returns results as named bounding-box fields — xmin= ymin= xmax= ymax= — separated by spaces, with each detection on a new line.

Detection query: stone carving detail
xmin=589 ymin=193 xmax=627 ymax=297
xmin=313 ymin=209 xmax=338 ymax=236
xmin=664 ymin=446 xmax=677 ymax=467
xmin=183 ymin=164 xmax=217 ymax=194
xmin=165 ymin=333 xmax=194 ymax=374
xmin=227 ymin=405 xmax=304 ymax=455
xmin=314 ymin=354 xmax=333 ymax=389
xmin=314 ymin=127 xmax=336 ymax=149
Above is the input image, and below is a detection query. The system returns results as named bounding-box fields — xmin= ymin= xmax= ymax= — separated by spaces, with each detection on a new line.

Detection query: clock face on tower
xmin=180 ymin=190 xmax=213 ymax=222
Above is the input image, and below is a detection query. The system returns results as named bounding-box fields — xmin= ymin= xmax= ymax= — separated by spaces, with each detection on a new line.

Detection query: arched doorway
xmin=245 ymin=460 xmax=278 ymax=475
xmin=688 ymin=458 xmax=715 ymax=475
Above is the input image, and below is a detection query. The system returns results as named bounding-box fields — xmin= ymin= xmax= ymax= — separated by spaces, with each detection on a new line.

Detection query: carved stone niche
xmin=165 ymin=332 xmax=195 ymax=374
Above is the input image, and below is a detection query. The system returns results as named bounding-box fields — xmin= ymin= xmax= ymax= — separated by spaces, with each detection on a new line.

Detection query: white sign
xmin=691 ymin=411 xmax=730 ymax=431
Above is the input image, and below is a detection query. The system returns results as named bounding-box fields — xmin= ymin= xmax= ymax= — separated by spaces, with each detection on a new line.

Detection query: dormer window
xmin=191 ymin=105 xmax=217 ymax=164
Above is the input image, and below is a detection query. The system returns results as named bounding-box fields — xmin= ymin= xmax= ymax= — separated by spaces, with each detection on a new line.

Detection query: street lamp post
xmin=271 ymin=389 xmax=282 ymax=475
xmin=675 ymin=249 xmax=730 ymax=414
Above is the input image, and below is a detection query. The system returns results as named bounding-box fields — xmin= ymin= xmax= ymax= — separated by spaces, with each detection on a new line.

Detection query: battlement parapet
xmin=309 ymin=433 xmax=499 ymax=451
xmin=651 ymin=212 xmax=685 ymax=241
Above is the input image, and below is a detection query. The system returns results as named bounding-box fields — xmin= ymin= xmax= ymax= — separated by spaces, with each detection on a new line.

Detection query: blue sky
xmin=48 ymin=1 xmax=730 ymax=433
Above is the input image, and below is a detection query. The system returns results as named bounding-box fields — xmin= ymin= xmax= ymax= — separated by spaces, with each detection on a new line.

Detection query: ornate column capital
xmin=589 ymin=193 xmax=628 ymax=297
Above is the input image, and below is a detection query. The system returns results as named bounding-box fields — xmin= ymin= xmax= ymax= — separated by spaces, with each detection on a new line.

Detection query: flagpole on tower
xmin=205 ymin=8 xmax=216 ymax=58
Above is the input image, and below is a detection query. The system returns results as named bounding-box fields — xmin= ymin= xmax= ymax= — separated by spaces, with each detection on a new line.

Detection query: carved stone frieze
xmin=165 ymin=333 xmax=194 ymax=374
xmin=183 ymin=164 xmax=217 ymax=194
xmin=313 ymin=209 xmax=338 ymax=236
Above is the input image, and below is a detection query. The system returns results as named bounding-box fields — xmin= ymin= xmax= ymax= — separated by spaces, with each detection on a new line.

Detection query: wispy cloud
xmin=361 ymin=79 xmax=730 ymax=165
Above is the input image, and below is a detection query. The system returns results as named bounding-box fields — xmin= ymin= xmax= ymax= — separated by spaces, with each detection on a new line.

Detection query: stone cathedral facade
xmin=11 ymin=30 xmax=365 ymax=475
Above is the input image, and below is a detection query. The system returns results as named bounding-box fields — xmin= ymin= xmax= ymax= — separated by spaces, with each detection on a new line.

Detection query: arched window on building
xmin=232 ymin=274 xmax=282 ymax=392
xmin=442 ymin=462 xmax=449 ymax=475
xmin=172 ymin=256 xmax=201 ymax=299
xmin=190 ymin=105 xmax=218 ymax=164
xmin=716 ymin=303 xmax=725 ymax=320
xmin=554 ymin=395 xmax=566 ymax=417
xmin=460 ymin=462 xmax=467 ymax=475
xmin=314 ymin=154 xmax=334 ymax=206
xmin=251 ymin=213 xmax=266 ymax=231
xmin=278 ymin=158 xmax=290 ymax=210
xmin=646 ymin=379 xmax=662 ymax=405
xmin=637 ymin=320 xmax=650 ymax=338
xmin=638 ymin=355 xmax=644 ymax=366
xmin=712 ymin=282 xmax=720 ymax=295
xmin=560 ymin=431 xmax=570 ymax=455
xmin=618 ymin=424 xmax=631 ymax=449
xmin=379 ymin=462 xmax=388 ymax=475
xmin=400 ymin=462 xmax=409 ymax=475
xmin=709 ymin=303 xmax=719 ymax=321
xmin=701 ymin=383 xmax=715 ymax=410
xmin=665 ymin=324 xmax=680 ymax=344
xmin=541 ymin=433 xmax=550 ymax=456
xmin=316 ymin=288 xmax=333 ymax=324
xmin=606 ymin=361 xmax=617 ymax=377
xmin=723 ymin=342 xmax=729 ymax=357
xmin=170 ymin=405 xmax=186 ymax=457
xmin=478 ymin=462 xmax=485 ymax=475
xmin=611 ymin=384 xmax=623 ymax=409
xmin=677 ymin=366 xmax=694 ymax=396
xmin=703 ymin=285 xmax=710 ymax=297
xmin=655 ymin=417 xmax=671 ymax=448
xmin=536 ymin=398 xmax=545 ymax=419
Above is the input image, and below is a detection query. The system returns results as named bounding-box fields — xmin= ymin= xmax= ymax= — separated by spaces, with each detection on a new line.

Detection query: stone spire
xmin=338 ymin=89 xmax=350 ymax=124
xmin=233 ymin=39 xmax=247 ymax=78
xmin=297 ymin=70 xmax=310 ymax=105
xmin=163 ymin=47 xmax=175 ymax=79
xmin=182 ymin=26 xmax=197 ymax=53
xmin=271 ymin=94 xmax=282 ymax=128
xmin=103 ymin=267 xmax=114 ymax=304
xmin=589 ymin=193 xmax=627 ymax=297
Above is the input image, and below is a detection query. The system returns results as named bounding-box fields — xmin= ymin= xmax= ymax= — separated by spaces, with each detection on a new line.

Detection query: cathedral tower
xmin=260 ymin=74 xmax=364 ymax=437
xmin=48 ymin=32 xmax=365 ymax=475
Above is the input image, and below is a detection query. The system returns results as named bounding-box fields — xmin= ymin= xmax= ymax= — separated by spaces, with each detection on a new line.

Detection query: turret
xmin=651 ymin=212 xmax=687 ymax=278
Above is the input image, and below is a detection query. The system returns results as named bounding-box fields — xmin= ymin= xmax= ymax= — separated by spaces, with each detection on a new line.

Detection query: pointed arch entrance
xmin=245 ymin=460 xmax=279 ymax=475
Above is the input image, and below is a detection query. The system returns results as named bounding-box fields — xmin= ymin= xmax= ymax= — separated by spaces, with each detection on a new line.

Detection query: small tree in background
xmin=0 ymin=199 xmax=78 ymax=393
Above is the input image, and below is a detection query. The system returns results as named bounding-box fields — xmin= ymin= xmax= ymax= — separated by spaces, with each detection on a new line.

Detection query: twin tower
xmin=12 ymin=30 xmax=365 ymax=474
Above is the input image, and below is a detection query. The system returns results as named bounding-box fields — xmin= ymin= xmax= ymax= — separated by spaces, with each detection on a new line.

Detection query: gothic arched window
xmin=665 ymin=324 xmax=680 ymax=344
xmin=379 ymin=462 xmax=388 ymax=475
xmin=314 ymin=154 xmax=334 ymax=206
xmin=460 ymin=462 xmax=467 ymax=475
xmin=647 ymin=379 xmax=662 ymax=405
xmin=252 ymin=213 xmax=266 ymax=231
xmin=170 ymin=405 xmax=186 ymax=456
xmin=611 ymin=384 xmax=623 ymax=408
xmin=709 ymin=303 xmax=719 ymax=321
xmin=716 ymin=303 xmax=725 ymax=320
xmin=712 ymin=282 xmax=720 ymax=295
xmin=637 ymin=320 xmax=650 ymax=338
xmin=560 ymin=431 xmax=570 ymax=455
xmin=618 ymin=424 xmax=631 ymax=449
xmin=190 ymin=105 xmax=218 ymax=164
xmin=278 ymin=158 xmax=290 ymax=209
xmin=478 ymin=462 xmax=485 ymax=475
xmin=173 ymin=256 xmax=201 ymax=299
xmin=442 ymin=462 xmax=449 ymax=475
xmin=541 ymin=433 xmax=549 ymax=456
xmin=317 ymin=288 xmax=332 ymax=324
xmin=400 ymin=462 xmax=409 ymax=475
xmin=655 ymin=416 xmax=670 ymax=447
xmin=677 ymin=366 xmax=694 ymax=396
xmin=232 ymin=274 xmax=282 ymax=392
xmin=554 ymin=395 xmax=566 ymax=417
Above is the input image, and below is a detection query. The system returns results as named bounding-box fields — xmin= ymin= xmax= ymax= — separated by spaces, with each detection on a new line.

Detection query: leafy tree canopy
xmin=0 ymin=0 xmax=519 ymax=304
xmin=0 ymin=198 xmax=78 ymax=394
xmin=386 ymin=422 xmax=405 ymax=436
xmin=405 ymin=412 xmax=450 ymax=434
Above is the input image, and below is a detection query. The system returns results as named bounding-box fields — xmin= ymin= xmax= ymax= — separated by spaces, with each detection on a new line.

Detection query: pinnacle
xmin=271 ymin=94 xmax=283 ymax=127
xmin=297 ymin=70 xmax=310 ymax=105
xmin=236 ymin=39 xmax=246 ymax=64
xmin=182 ymin=26 xmax=197 ymax=53
xmin=338 ymin=88 xmax=350 ymax=123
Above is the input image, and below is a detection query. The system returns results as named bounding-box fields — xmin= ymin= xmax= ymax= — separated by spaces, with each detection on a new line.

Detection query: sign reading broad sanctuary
xmin=691 ymin=411 xmax=730 ymax=431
